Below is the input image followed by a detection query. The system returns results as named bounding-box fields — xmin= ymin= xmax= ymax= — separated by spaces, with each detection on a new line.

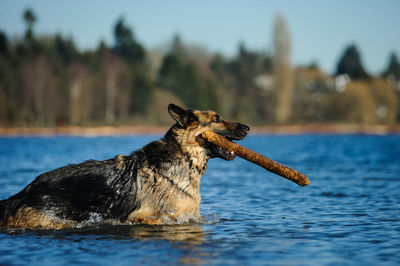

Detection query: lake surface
xmin=0 ymin=134 xmax=399 ymax=265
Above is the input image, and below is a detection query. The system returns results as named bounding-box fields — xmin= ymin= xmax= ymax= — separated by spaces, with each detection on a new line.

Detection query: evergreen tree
xmin=23 ymin=8 xmax=37 ymax=41
xmin=0 ymin=31 xmax=15 ymax=123
xmin=113 ymin=17 xmax=145 ymax=64
xmin=112 ymin=17 xmax=153 ymax=115
xmin=382 ymin=52 xmax=400 ymax=81
xmin=158 ymin=53 xmax=181 ymax=88
xmin=170 ymin=34 xmax=185 ymax=58
xmin=18 ymin=8 xmax=42 ymax=58
xmin=54 ymin=35 xmax=78 ymax=65
xmin=336 ymin=44 xmax=369 ymax=79
xmin=0 ymin=32 xmax=8 ymax=55
xmin=235 ymin=43 xmax=256 ymax=93
xmin=158 ymin=36 xmax=218 ymax=110
xmin=210 ymin=53 xmax=225 ymax=78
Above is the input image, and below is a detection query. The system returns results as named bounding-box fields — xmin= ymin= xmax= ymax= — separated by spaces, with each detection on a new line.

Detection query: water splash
xmin=70 ymin=212 xmax=221 ymax=229
xmin=75 ymin=213 xmax=104 ymax=228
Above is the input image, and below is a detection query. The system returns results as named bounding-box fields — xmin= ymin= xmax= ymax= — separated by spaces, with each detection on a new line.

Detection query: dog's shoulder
xmin=133 ymin=134 xmax=183 ymax=165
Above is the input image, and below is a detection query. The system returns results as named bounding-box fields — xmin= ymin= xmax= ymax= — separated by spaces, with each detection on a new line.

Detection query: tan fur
xmin=2 ymin=206 xmax=76 ymax=229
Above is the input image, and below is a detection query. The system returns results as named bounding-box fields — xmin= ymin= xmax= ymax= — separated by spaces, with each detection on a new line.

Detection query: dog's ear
xmin=168 ymin=104 xmax=197 ymax=126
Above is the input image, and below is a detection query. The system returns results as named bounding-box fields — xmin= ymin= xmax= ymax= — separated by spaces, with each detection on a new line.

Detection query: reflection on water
xmin=2 ymin=223 xmax=210 ymax=265
xmin=2 ymin=224 xmax=206 ymax=245
xmin=3 ymin=224 xmax=206 ymax=243
xmin=73 ymin=224 xmax=206 ymax=243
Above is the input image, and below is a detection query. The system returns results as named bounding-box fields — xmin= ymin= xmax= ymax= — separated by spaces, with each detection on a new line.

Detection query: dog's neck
xmin=165 ymin=125 xmax=209 ymax=160
xmin=162 ymin=126 xmax=209 ymax=190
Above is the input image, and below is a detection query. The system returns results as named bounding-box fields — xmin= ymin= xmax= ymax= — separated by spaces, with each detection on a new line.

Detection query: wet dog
xmin=0 ymin=104 xmax=249 ymax=229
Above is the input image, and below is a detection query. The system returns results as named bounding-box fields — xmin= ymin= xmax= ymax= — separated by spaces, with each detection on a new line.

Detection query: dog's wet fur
xmin=0 ymin=104 xmax=249 ymax=229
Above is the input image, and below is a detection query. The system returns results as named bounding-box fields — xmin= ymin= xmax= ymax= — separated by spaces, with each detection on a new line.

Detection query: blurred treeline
xmin=0 ymin=9 xmax=399 ymax=127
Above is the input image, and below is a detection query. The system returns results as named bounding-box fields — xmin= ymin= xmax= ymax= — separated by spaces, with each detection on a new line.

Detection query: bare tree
xmin=99 ymin=52 xmax=133 ymax=124
xmin=103 ymin=53 xmax=123 ymax=123
xmin=0 ymin=85 xmax=6 ymax=123
xmin=19 ymin=56 xmax=59 ymax=125
xmin=68 ymin=63 xmax=91 ymax=125
xmin=273 ymin=14 xmax=293 ymax=124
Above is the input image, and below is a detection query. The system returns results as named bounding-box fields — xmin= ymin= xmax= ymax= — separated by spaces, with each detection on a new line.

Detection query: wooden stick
xmin=201 ymin=130 xmax=310 ymax=186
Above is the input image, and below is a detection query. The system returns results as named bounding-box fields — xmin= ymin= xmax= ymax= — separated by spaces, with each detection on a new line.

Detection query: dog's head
xmin=167 ymin=104 xmax=250 ymax=160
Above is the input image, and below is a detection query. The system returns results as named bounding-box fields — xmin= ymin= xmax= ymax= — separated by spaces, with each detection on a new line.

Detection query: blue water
xmin=0 ymin=134 xmax=399 ymax=265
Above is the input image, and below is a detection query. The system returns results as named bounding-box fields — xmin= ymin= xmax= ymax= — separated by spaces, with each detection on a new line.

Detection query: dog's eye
xmin=211 ymin=115 xmax=221 ymax=123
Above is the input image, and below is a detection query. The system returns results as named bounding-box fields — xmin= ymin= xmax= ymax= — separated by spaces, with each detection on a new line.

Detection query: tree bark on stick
xmin=201 ymin=130 xmax=310 ymax=186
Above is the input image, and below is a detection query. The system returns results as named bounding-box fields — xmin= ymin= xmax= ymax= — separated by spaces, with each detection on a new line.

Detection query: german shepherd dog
xmin=0 ymin=104 xmax=249 ymax=229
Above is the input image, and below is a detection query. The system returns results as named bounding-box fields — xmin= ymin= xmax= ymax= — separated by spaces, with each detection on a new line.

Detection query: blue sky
xmin=0 ymin=0 xmax=399 ymax=75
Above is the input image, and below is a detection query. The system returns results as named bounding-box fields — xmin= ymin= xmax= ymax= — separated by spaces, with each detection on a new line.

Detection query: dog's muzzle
xmin=204 ymin=123 xmax=250 ymax=161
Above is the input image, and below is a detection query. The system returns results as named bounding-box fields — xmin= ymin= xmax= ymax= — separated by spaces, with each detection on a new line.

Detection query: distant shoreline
xmin=1 ymin=124 xmax=399 ymax=137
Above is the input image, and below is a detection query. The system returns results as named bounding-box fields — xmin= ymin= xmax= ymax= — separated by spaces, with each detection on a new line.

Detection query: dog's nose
xmin=240 ymin=124 xmax=250 ymax=131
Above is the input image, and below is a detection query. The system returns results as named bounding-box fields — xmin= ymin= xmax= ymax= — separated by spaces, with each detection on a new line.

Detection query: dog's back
xmin=0 ymin=156 xmax=138 ymax=228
